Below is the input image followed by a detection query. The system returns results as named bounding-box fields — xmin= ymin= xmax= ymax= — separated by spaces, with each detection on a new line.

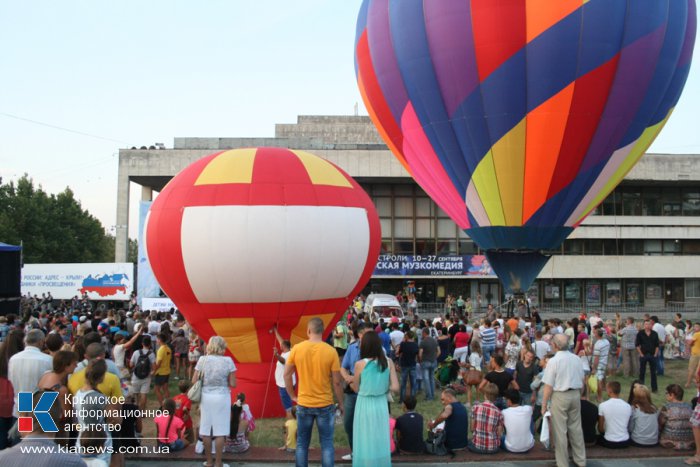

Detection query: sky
xmin=1 ymin=0 xmax=699 ymax=241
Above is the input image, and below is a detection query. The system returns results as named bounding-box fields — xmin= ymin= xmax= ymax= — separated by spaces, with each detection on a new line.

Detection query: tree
xmin=0 ymin=175 xmax=114 ymax=263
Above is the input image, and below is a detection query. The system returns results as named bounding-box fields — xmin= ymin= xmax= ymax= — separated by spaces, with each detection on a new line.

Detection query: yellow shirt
xmin=68 ymin=368 xmax=123 ymax=398
xmin=285 ymin=419 xmax=297 ymax=449
xmin=155 ymin=345 xmax=172 ymax=376
xmin=691 ymin=333 xmax=700 ymax=356
xmin=286 ymin=340 xmax=339 ymax=408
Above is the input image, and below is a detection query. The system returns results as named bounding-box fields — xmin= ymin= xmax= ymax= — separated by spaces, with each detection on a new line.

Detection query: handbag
xmin=540 ymin=411 xmax=551 ymax=450
xmin=187 ymin=356 xmax=206 ymax=402
xmin=465 ymin=369 xmax=482 ymax=386
xmin=425 ymin=429 xmax=448 ymax=456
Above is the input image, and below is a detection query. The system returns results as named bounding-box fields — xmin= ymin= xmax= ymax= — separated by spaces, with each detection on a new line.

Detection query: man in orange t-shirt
xmin=285 ymin=317 xmax=344 ymax=467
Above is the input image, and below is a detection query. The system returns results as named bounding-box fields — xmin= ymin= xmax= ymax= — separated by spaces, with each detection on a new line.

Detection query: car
xmin=364 ymin=293 xmax=404 ymax=322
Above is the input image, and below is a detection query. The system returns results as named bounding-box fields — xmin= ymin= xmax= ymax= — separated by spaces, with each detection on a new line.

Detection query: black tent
xmin=0 ymin=242 xmax=21 ymax=316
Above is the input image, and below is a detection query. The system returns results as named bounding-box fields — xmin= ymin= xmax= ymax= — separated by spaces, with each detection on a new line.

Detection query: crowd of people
xmin=2 ymin=292 xmax=700 ymax=467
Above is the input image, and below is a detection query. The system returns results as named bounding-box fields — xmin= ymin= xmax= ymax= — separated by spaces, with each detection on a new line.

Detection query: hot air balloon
xmin=355 ymin=0 xmax=696 ymax=294
xmin=145 ymin=147 xmax=381 ymax=417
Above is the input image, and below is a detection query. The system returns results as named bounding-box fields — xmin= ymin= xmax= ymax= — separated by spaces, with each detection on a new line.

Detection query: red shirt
xmin=454 ymin=332 xmax=470 ymax=349
xmin=173 ymin=394 xmax=192 ymax=429
xmin=154 ymin=414 xmax=184 ymax=443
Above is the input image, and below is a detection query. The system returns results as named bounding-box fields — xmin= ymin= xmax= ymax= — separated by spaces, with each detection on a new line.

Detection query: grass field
xmin=141 ymin=358 xmax=694 ymax=449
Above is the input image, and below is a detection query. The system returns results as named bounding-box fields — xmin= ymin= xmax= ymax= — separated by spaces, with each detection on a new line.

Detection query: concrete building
xmin=117 ymin=115 xmax=700 ymax=311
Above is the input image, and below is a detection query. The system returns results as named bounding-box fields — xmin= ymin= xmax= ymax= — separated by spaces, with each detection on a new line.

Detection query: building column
xmin=115 ymin=168 xmax=130 ymax=262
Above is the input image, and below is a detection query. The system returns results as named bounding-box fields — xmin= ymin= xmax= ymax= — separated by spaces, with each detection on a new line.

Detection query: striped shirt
xmin=481 ymin=327 xmax=497 ymax=346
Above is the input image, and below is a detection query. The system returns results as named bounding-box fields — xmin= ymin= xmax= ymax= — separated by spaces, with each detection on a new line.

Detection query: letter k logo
xmin=18 ymin=392 xmax=59 ymax=433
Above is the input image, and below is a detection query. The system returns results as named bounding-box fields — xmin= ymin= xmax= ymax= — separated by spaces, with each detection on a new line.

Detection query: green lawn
xmin=143 ymin=359 xmax=693 ymax=449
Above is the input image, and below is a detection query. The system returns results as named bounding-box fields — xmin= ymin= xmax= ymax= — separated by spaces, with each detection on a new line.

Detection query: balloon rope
xmin=255 ymin=310 xmax=281 ymax=444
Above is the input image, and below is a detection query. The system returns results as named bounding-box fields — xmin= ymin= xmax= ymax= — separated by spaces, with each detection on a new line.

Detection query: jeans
xmin=422 ymin=360 xmax=437 ymax=400
xmin=520 ymin=391 xmax=533 ymax=406
xmin=639 ymin=354 xmax=658 ymax=392
xmin=400 ymin=366 xmax=417 ymax=402
xmin=342 ymin=392 xmax=357 ymax=449
xmin=468 ymin=440 xmax=498 ymax=454
xmin=657 ymin=346 xmax=665 ymax=375
xmin=482 ymin=344 xmax=496 ymax=367
xmin=296 ymin=404 xmax=335 ymax=467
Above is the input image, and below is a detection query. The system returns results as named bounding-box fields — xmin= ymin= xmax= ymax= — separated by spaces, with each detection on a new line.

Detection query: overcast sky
xmin=2 ymin=0 xmax=699 ymax=240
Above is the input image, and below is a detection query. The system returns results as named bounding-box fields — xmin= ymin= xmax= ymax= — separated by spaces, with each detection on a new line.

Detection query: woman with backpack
xmin=129 ymin=335 xmax=156 ymax=411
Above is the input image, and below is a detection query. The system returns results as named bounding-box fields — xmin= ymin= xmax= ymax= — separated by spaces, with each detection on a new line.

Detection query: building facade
xmin=117 ymin=115 xmax=700 ymax=310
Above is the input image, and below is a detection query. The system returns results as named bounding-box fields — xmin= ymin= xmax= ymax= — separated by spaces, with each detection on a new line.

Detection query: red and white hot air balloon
xmin=145 ymin=147 xmax=381 ymax=417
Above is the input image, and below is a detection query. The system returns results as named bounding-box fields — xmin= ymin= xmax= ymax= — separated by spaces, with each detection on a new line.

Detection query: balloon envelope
xmin=145 ymin=147 xmax=381 ymax=416
xmin=355 ymin=0 xmax=696 ymax=292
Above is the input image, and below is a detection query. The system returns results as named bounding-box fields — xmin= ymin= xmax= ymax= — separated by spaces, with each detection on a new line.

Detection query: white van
xmin=364 ymin=293 xmax=404 ymax=322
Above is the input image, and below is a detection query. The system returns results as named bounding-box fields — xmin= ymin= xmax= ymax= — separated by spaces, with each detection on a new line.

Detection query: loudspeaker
xmin=0 ymin=249 xmax=21 ymax=296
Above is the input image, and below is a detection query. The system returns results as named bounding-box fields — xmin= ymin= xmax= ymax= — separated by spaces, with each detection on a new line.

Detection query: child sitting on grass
xmin=154 ymin=398 xmax=189 ymax=452
xmin=172 ymin=380 xmax=194 ymax=443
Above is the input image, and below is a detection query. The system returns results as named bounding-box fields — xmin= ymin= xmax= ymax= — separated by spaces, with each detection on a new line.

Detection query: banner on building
xmin=141 ymin=297 xmax=177 ymax=313
xmin=137 ymin=201 xmax=161 ymax=305
xmin=21 ymin=263 xmax=133 ymax=300
xmin=373 ymin=255 xmax=495 ymax=277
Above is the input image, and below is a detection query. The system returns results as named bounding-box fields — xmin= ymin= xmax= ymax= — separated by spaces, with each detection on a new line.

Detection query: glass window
xmin=683 ymin=240 xmax=700 ymax=255
xmin=393 ymin=184 xmax=413 ymax=196
xmin=394 ymin=219 xmax=413 ymax=237
xmin=600 ymin=190 xmax=622 ymax=215
xmin=606 ymin=282 xmax=621 ymax=305
xmin=437 ymin=219 xmax=456 ymax=238
xmin=394 ymin=240 xmax=414 ymax=255
xmin=374 ymin=197 xmax=391 ymax=217
xmin=380 ymin=219 xmax=392 ymax=237
xmin=624 ymin=239 xmax=643 ymax=255
xmin=663 ymin=239 xmax=681 ymax=255
xmin=586 ymin=282 xmax=601 ymax=305
xmin=642 ymin=188 xmax=661 ymax=215
xmin=437 ymin=206 xmax=450 ymax=218
xmin=585 ymin=240 xmax=603 ymax=255
xmin=644 ymin=240 xmax=662 ymax=256
xmin=373 ymin=185 xmax=391 ymax=196
xmin=458 ymin=229 xmax=469 ymax=239
xmin=437 ymin=240 xmax=458 ymax=255
xmin=415 ymin=197 xmax=434 ymax=217
xmin=626 ymin=283 xmax=641 ymax=304
xmin=645 ymin=282 xmax=663 ymax=299
xmin=394 ymin=197 xmax=413 ymax=217
xmin=622 ymin=190 xmax=642 ymax=215
xmin=662 ymin=188 xmax=682 ymax=216
xmin=564 ymin=281 xmax=581 ymax=303
xmin=683 ymin=190 xmax=700 ymax=216
xmin=686 ymin=280 xmax=700 ymax=299
xmin=602 ymin=240 xmax=620 ymax=255
xmin=459 ymin=240 xmax=478 ymax=255
xmin=543 ymin=281 xmax=561 ymax=303
xmin=416 ymin=239 xmax=435 ymax=255
xmin=380 ymin=239 xmax=391 ymax=255
xmin=563 ymin=240 xmax=583 ymax=255
xmin=415 ymin=219 xmax=432 ymax=238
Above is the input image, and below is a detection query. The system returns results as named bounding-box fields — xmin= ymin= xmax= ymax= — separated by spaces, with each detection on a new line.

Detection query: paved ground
xmin=132 ymin=458 xmax=693 ymax=466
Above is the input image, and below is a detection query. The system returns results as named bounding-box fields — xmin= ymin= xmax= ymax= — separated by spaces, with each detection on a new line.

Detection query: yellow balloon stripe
xmin=292 ymin=150 xmax=353 ymax=187
xmin=290 ymin=313 xmax=337 ymax=347
xmin=491 ymin=118 xmax=526 ymax=226
xmin=574 ymin=110 xmax=672 ymax=224
xmin=471 ymin=150 xmax=505 ymax=226
xmin=209 ymin=317 xmax=261 ymax=363
xmin=195 ymin=148 xmax=257 ymax=185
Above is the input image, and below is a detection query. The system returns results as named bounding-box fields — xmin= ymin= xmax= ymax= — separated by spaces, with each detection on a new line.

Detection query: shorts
xmin=335 ymin=347 xmax=347 ymax=358
xmin=596 ymin=366 xmax=607 ymax=380
xmin=188 ymin=351 xmax=201 ymax=363
xmin=278 ymin=386 xmax=293 ymax=411
xmin=691 ymin=404 xmax=700 ymax=428
xmin=130 ymin=377 xmax=151 ymax=394
xmin=154 ymin=374 xmax=170 ymax=386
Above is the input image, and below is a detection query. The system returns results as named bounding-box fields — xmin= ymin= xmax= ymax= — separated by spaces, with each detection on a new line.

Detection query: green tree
xmin=0 ymin=175 xmax=114 ymax=263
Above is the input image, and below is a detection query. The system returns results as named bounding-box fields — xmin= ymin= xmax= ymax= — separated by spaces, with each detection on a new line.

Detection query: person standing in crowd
xmin=8 ymin=329 xmax=52 ymax=417
xmin=592 ymin=327 xmax=611 ymax=403
xmin=419 ymin=326 xmax=440 ymax=402
xmin=68 ymin=343 xmax=123 ymax=399
xmin=193 ymin=335 xmax=237 ymax=467
xmin=687 ymin=323 xmax=700 ymax=388
xmin=0 ymin=390 xmax=87 ymax=466
xmin=480 ymin=320 xmax=497 ymax=366
xmin=272 ymin=326 xmax=295 ymax=420
xmin=350 ymin=330 xmax=399 ymax=465
xmin=514 ymin=349 xmax=537 ymax=407
xmin=285 ymin=317 xmax=344 ymax=467
xmin=333 ymin=319 xmax=349 ymax=359
xmin=541 ymin=334 xmax=586 ymax=467
xmin=636 ymin=319 xmax=660 ymax=393
xmin=397 ymin=331 xmax=419 ymax=403
xmin=618 ymin=317 xmax=640 ymax=378
xmin=428 ymin=388 xmax=469 ymax=452
xmin=340 ymin=323 xmax=370 ymax=461
xmin=154 ymin=333 xmax=172 ymax=408
xmin=129 ymin=335 xmax=156 ymax=411
xmin=651 ymin=316 xmax=667 ymax=376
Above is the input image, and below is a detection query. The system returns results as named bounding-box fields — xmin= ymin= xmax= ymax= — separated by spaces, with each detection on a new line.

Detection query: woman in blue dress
xmin=351 ymin=330 xmax=400 ymax=466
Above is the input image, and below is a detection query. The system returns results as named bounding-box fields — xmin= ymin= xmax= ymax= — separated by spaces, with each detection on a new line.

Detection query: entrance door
xmin=479 ymin=282 xmax=501 ymax=308
xmin=665 ymin=279 xmax=684 ymax=304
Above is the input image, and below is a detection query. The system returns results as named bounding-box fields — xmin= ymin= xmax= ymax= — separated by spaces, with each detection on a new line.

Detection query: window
xmin=646 ymin=282 xmax=663 ymax=299
xmin=380 ymin=219 xmax=392 ymax=237
xmin=394 ymin=219 xmax=412 ymax=238
xmin=586 ymin=282 xmax=601 ymax=305
xmin=644 ymin=240 xmax=662 ymax=256
xmin=415 ymin=219 xmax=432 ymax=238
xmin=624 ymin=240 xmax=644 ymax=255
xmin=606 ymin=282 xmax=621 ymax=305
xmin=564 ymin=281 xmax=581 ymax=302
xmin=393 ymin=184 xmax=413 ymax=196
xmin=437 ymin=219 xmax=455 ymax=238
xmin=622 ymin=190 xmax=642 ymax=215
xmin=663 ymin=240 xmax=681 ymax=256
xmin=683 ymin=240 xmax=700 ymax=255
xmin=687 ymin=280 xmax=700 ymax=299
xmin=642 ymin=189 xmax=661 ymax=215
xmin=661 ymin=188 xmax=682 ymax=216
xmin=626 ymin=283 xmax=641 ymax=304
xmin=459 ymin=240 xmax=478 ymax=255
xmin=600 ymin=190 xmax=622 ymax=215
xmin=394 ymin=240 xmax=414 ymax=255
xmin=437 ymin=240 xmax=457 ymax=255
xmin=374 ymin=197 xmax=391 ymax=217
xmin=416 ymin=239 xmax=435 ymax=255
xmin=379 ymin=239 xmax=391 ymax=255
xmin=683 ymin=190 xmax=700 ymax=216
xmin=563 ymin=240 xmax=583 ymax=255
xmin=602 ymin=240 xmax=620 ymax=255
xmin=585 ymin=240 xmax=603 ymax=255
xmin=415 ymin=197 xmax=434 ymax=217
xmin=394 ymin=197 xmax=413 ymax=217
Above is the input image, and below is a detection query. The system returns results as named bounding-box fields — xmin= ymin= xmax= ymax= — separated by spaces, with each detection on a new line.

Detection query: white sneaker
xmin=194 ymin=440 xmax=204 ymax=454
xmin=341 ymin=454 xmax=352 ymax=461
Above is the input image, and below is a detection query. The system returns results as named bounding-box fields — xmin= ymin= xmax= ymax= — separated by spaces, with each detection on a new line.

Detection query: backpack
xmin=425 ymin=429 xmax=449 ymax=456
xmin=134 ymin=350 xmax=152 ymax=379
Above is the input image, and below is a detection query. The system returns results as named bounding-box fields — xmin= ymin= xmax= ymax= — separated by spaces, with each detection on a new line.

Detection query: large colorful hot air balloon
xmin=145 ymin=147 xmax=380 ymax=417
xmin=355 ymin=0 xmax=696 ymax=293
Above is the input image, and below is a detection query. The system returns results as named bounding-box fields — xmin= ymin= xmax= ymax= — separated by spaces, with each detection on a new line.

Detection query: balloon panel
xmin=356 ymin=0 xmax=696 ymax=251
xmin=145 ymin=147 xmax=381 ymax=416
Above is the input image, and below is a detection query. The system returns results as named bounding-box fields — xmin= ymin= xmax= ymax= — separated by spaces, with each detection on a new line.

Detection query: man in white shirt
xmin=597 ymin=380 xmax=632 ymax=448
xmin=541 ymin=334 xmax=586 ymax=467
xmin=651 ymin=316 xmax=666 ymax=376
xmin=502 ymin=388 xmax=534 ymax=453
xmin=8 ymin=329 xmax=53 ymax=417
xmin=389 ymin=323 xmax=405 ymax=359
xmin=272 ymin=326 xmax=296 ymax=418
xmin=533 ymin=331 xmax=551 ymax=361
xmin=592 ymin=328 xmax=610 ymax=402
xmin=589 ymin=311 xmax=602 ymax=330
